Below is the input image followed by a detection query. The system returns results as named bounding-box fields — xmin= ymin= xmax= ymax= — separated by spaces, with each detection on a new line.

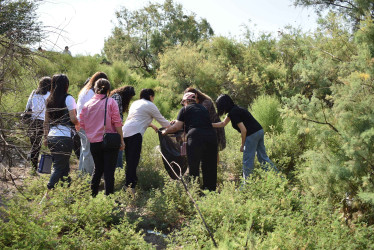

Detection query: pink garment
xmin=80 ymin=94 xmax=122 ymax=143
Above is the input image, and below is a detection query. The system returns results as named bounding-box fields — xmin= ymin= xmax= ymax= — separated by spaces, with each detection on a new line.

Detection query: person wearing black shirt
xmin=162 ymin=92 xmax=218 ymax=191
xmin=213 ymin=94 xmax=277 ymax=179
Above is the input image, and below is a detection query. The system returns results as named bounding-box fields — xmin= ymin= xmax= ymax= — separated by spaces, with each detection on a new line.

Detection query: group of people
xmin=26 ymin=71 xmax=277 ymax=200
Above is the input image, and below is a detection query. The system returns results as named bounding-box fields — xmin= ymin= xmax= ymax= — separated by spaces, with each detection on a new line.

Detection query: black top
xmin=49 ymin=94 xmax=73 ymax=128
xmin=177 ymin=103 xmax=216 ymax=137
xmin=228 ymin=105 xmax=262 ymax=136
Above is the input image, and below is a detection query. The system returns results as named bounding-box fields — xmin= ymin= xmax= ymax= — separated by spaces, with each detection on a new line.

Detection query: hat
xmin=181 ymin=92 xmax=196 ymax=104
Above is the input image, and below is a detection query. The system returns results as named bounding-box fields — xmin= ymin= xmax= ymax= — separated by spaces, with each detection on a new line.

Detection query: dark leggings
xmin=28 ymin=119 xmax=44 ymax=170
xmin=90 ymin=142 xmax=119 ymax=196
xmin=124 ymin=133 xmax=142 ymax=188
xmin=187 ymin=134 xmax=218 ymax=191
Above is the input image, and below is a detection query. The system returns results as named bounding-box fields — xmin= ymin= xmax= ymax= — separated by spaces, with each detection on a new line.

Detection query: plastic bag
xmin=158 ymin=128 xmax=187 ymax=179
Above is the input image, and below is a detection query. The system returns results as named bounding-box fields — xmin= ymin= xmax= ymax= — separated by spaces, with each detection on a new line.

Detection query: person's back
xmin=179 ymin=103 xmax=215 ymax=137
xmin=228 ymin=105 xmax=262 ymax=136
xmin=31 ymin=92 xmax=50 ymax=120
xmin=176 ymin=95 xmax=218 ymax=191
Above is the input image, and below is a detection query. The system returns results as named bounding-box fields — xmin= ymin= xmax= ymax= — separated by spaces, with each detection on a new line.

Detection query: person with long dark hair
xmin=25 ymin=76 xmax=51 ymax=172
xmin=162 ymin=92 xmax=218 ymax=191
xmin=109 ymin=85 xmax=136 ymax=168
xmin=77 ymin=72 xmax=108 ymax=175
xmin=213 ymin=94 xmax=277 ymax=179
xmin=41 ymin=74 xmax=79 ymax=202
xmin=80 ymin=79 xmax=125 ymax=196
xmin=122 ymin=88 xmax=170 ymax=194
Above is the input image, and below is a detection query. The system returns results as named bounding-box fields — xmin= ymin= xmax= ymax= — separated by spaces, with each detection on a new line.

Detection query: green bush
xmin=250 ymin=95 xmax=283 ymax=133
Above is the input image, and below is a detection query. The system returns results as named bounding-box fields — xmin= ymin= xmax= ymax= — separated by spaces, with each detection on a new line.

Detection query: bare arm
xmin=162 ymin=121 xmax=184 ymax=135
xmin=237 ymin=122 xmax=247 ymax=152
xmin=69 ymin=109 xmax=79 ymax=125
xmin=212 ymin=116 xmax=230 ymax=128
xmin=43 ymin=112 xmax=50 ymax=146
xmin=115 ymin=126 xmax=125 ymax=151
xmin=149 ymin=123 xmax=158 ymax=132
xmin=69 ymin=109 xmax=80 ymax=131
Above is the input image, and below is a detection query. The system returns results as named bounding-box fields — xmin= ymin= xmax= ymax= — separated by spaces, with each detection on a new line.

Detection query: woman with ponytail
xmin=77 ymin=72 xmax=109 ymax=175
xmin=80 ymin=78 xmax=125 ymax=196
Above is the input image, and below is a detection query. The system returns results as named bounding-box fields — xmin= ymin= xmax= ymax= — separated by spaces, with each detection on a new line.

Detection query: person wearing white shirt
xmin=26 ymin=76 xmax=51 ymax=171
xmin=122 ymin=89 xmax=170 ymax=190
xmin=76 ymin=72 xmax=108 ymax=175
xmin=43 ymin=74 xmax=79 ymax=196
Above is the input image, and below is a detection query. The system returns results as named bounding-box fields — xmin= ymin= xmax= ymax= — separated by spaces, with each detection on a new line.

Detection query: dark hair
xmin=184 ymin=87 xmax=212 ymax=104
xmin=140 ymin=88 xmax=155 ymax=101
xmin=94 ymin=78 xmax=111 ymax=95
xmin=79 ymin=72 xmax=108 ymax=96
xmin=35 ymin=76 xmax=52 ymax=95
xmin=216 ymin=94 xmax=235 ymax=116
xmin=110 ymin=85 xmax=135 ymax=113
xmin=46 ymin=74 xmax=70 ymax=121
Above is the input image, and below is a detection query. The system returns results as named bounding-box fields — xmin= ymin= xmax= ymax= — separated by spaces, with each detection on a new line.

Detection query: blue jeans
xmin=243 ymin=129 xmax=278 ymax=178
xmin=78 ymin=129 xmax=94 ymax=175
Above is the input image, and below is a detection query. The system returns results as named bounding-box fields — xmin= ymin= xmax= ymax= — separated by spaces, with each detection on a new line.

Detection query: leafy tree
xmin=293 ymin=0 xmax=374 ymax=29
xmin=0 ymin=0 xmax=42 ymax=44
xmin=104 ymin=0 xmax=214 ymax=75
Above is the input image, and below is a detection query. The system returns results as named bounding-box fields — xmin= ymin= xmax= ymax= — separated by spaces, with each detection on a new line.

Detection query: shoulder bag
xmin=21 ymin=90 xmax=35 ymax=124
xmin=102 ymin=98 xmax=121 ymax=151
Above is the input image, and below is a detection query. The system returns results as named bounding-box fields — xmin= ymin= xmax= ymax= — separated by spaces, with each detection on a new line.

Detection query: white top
xmin=77 ymin=89 xmax=95 ymax=120
xmin=25 ymin=91 xmax=50 ymax=121
xmin=123 ymin=99 xmax=169 ymax=138
xmin=48 ymin=95 xmax=77 ymax=137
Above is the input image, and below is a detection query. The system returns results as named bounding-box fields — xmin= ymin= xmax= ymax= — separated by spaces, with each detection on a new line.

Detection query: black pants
xmin=187 ymin=134 xmax=218 ymax=191
xmin=124 ymin=133 xmax=142 ymax=188
xmin=28 ymin=119 xmax=44 ymax=170
xmin=47 ymin=136 xmax=73 ymax=190
xmin=90 ymin=142 xmax=119 ymax=196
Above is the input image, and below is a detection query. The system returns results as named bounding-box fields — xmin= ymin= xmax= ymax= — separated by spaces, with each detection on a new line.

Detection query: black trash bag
xmin=158 ymin=128 xmax=187 ymax=180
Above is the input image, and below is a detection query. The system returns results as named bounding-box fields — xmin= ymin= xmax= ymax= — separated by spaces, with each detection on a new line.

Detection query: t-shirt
xmin=228 ymin=105 xmax=262 ymax=137
xmin=77 ymin=89 xmax=94 ymax=120
xmin=48 ymin=95 xmax=77 ymax=137
xmin=25 ymin=91 xmax=50 ymax=121
xmin=177 ymin=103 xmax=215 ymax=137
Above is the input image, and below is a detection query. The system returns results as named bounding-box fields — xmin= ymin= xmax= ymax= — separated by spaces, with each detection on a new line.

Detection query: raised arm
xmin=212 ymin=116 xmax=230 ymax=128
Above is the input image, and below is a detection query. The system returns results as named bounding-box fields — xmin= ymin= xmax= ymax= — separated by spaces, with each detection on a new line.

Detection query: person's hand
xmin=170 ymin=120 xmax=176 ymax=125
xmin=75 ymin=123 xmax=80 ymax=131
xmin=162 ymin=129 xmax=167 ymax=135
xmin=240 ymin=145 xmax=244 ymax=152
xmin=120 ymin=142 xmax=125 ymax=151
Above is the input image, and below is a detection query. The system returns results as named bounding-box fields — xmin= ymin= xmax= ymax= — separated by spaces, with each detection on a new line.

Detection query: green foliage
xmin=250 ymin=95 xmax=283 ymax=133
xmin=104 ymin=0 xmax=214 ymax=75
xmin=0 ymin=0 xmax=41 ymax=44
xmin=293 ymin=0 xmax=374 ymax=29
xmin=0 ymin=173 xmax=151 ymax=249
xmin=3 ymin=2 xmax=374 ymax=247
